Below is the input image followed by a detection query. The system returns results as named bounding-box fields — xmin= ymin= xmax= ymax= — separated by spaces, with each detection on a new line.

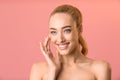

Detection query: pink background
xmin=0 ymin=0 xmax=120 ymax=80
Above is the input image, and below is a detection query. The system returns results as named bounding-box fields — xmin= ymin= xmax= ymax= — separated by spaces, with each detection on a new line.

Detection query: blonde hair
xmin=50 ymin=4 xmax=88 ymax=55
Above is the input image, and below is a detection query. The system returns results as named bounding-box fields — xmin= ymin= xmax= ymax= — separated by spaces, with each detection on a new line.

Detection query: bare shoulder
xmin=29 ymin=61 xmax=48 ymax=80
xmin=91 ymin=60 xmax=111 ymax=80
xmin=92 ymin=60 xmax=111 ymax=69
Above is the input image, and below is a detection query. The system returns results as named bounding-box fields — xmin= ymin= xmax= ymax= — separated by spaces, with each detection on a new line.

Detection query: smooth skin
xmin=29 ymin=13 xmax=111 ymax=80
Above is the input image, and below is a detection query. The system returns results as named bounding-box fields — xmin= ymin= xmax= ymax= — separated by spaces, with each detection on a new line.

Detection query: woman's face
xmin=49 ymin=13 xmax=80 ymax=55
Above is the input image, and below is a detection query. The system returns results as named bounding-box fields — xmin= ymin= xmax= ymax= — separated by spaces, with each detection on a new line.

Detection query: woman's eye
xmin=64 ymin=29 xmax=71 ymax=33
xmin=50 ymin=31 xmax=57 ymax=35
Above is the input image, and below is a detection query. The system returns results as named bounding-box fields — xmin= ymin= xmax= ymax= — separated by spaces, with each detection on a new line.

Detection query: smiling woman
xmin=29 ymin=4 xmax=111 ymax=80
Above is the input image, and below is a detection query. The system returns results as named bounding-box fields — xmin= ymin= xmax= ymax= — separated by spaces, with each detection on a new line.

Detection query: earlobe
xmin=78 ymin=34 xmax=88 ymax=55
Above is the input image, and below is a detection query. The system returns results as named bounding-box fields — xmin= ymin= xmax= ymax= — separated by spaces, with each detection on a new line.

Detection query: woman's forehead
xmin=49 ymin=13 xmax=76 ymax=29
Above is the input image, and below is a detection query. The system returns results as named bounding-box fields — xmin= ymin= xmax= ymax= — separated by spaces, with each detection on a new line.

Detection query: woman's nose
xmin=57 ymin=33 xmax=65 ymax=43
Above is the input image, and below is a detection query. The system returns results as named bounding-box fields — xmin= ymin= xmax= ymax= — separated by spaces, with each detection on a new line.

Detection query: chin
xmin=58 ymin=50 xmax=69 ymax=55
xmin=57 ymin=47 xmax=73 ymax=56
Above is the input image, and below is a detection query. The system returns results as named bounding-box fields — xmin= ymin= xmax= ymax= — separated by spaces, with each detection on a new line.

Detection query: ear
xmin=77 ymin=23 xmax=82 ymax=32
xmin=77 ymin=27 xmax=82 ymax=36
xmin=77 ymin=27 xmax=81 ymax=44
xmin=77 ymin=24 xmax=83 ymax=45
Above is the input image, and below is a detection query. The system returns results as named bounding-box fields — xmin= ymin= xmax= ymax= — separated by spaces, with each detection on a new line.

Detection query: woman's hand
xmin=40 ymin=36 xmax=62 ymax=79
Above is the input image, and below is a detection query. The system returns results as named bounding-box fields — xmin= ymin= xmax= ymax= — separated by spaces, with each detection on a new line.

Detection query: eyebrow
xmin=50 ymin=26 xmax=71 ymax=30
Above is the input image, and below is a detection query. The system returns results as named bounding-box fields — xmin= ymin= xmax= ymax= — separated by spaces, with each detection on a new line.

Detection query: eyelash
xmin=50 ymin=31 xmax=57 ymax=35
xmin=50 ymin=29 xmax=71 ymax=35
xmin=64 ymin=29 xmax=71 ymax=33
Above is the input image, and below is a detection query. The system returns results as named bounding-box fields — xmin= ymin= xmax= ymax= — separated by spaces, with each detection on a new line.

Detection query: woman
xmin=30 ymin=4 xmax=111 ymax=80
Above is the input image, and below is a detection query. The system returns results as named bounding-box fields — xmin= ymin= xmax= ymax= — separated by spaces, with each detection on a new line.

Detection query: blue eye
xmin=50 ymin=31 xmax=57 ymax=35
xmin=64 ymin=29 xmax=71 ymax=33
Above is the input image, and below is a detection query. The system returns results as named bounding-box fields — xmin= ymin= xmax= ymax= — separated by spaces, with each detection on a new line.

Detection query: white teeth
xmin=58 ymin=43 xmax=69 ymax=50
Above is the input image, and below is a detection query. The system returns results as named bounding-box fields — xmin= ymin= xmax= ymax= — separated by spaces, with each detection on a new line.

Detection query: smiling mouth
xmin=58 ymin=42 xmax=70 ymax=50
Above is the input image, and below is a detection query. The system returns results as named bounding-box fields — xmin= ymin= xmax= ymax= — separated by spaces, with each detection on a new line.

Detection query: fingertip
xmin=48 ymin=34 xmax=51 ymax=40
xmin=39 ymin=42 xmax=43 ymax=48
xmin=39 ymin=42 xmax=42 ymax=46
xmin=45 ymin=37 xmax=48 ymax=41
xmin=48 ymin=34 xmax=50 ymax=37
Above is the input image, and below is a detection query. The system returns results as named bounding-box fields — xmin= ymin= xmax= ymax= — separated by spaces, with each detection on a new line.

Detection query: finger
xmin=44 ymin=36 xmax=52 ymax=55
xmin=44 ymin=37 xmax=48 ymax=52
xmin=40 ymin=42 xmax=47 ymax=56
xmin=44 ymin=37 xmax=50 ymax=52
xmin=40 ymin=42 xmax=52 ymax=61
xmin=56 ymin=51 xmax=62 ymax=63
xmin=40 ymin=40 xmax=53 ymax=58
xmin=46 ymin=37 xmax=51 ymax=52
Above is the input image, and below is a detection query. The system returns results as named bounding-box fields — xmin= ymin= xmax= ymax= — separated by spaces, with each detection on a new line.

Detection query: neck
xmin=61 ymin=46 xmax=85 ymax=67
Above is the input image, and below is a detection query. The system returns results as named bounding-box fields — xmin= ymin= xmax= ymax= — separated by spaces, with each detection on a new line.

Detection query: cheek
xmin=66 ymin=33 xmax=76 ymax=40
xmin=50 ymin=36 xmax=57 ymax=44
xmin=69 ymin=34 xmax=79 ymax=42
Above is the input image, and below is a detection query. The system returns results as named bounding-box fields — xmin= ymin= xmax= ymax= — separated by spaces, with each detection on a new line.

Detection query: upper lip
xmin=58 ymin=42 xmax=70 ymax=45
